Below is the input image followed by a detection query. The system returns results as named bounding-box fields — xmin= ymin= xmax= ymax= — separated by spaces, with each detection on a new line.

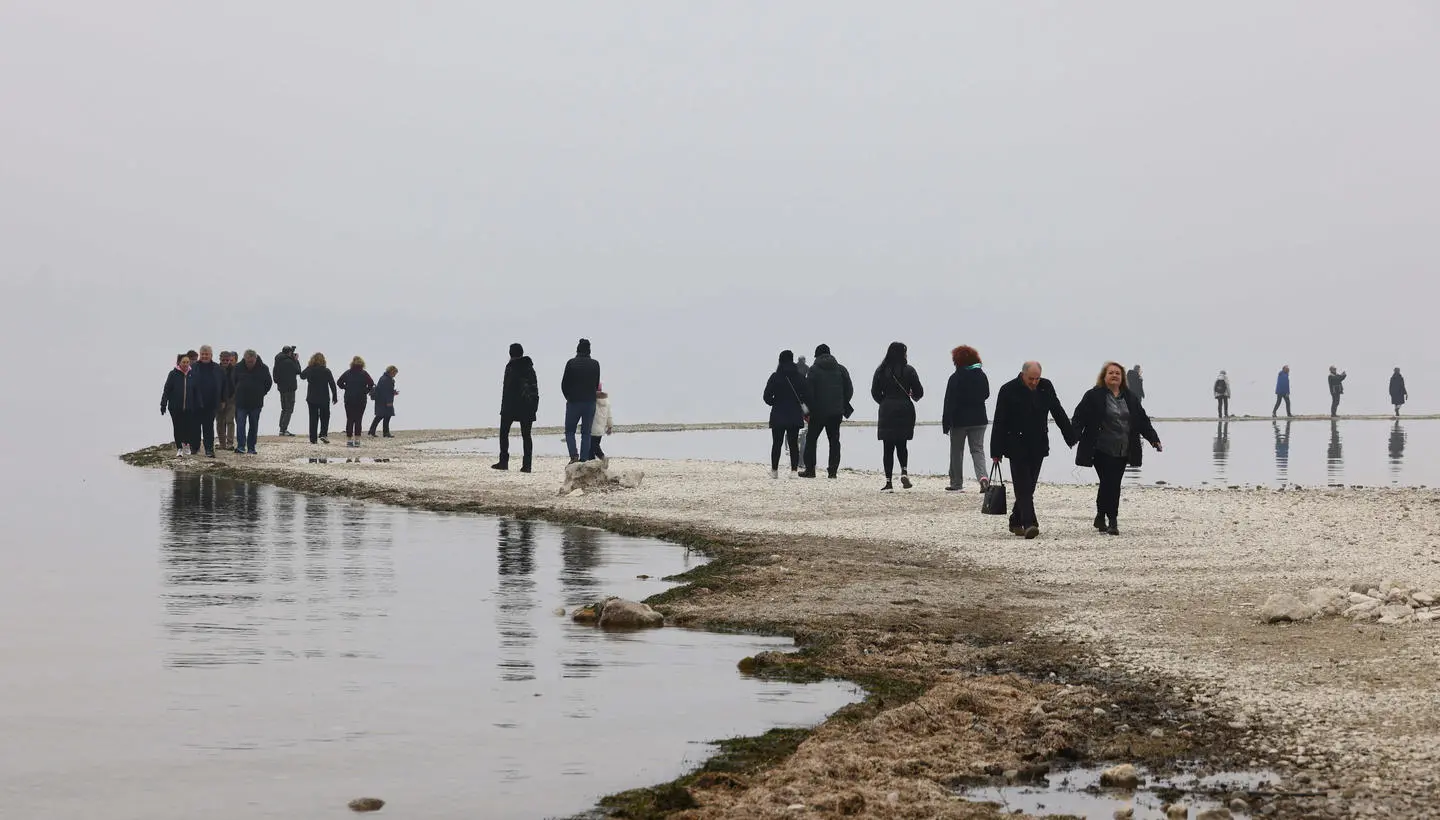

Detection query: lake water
xmin=0 ymin=467 xmax=856 ymax=820
xmin=425 ymin=418 xmax=1434 ymax=488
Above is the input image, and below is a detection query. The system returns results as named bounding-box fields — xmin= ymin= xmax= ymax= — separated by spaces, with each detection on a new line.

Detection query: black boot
xmin=1094 ymin=512 xmax=1106 ymax=531
xmin=491 ymin=457 xmax=509 ymax=471
xmin=900 ymin=473 xmax=912 ymax=490
xmin=1106 ymin=514 xmax=1119 ymax=536
xmin=520 ymin=456 xmax=532 ymax=473
xmin=880 ymin=480 xmax=893 ymax=492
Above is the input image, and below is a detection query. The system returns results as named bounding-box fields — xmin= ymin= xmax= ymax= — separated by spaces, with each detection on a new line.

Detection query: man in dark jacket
xmin=232 ymin=349 xmax=273 ymax=454
xmin=800 ymin=344 xmax=854 ymax=479
xmin=189 ymin=345 xmax=225 ymax=457
xmin=1127 ymin=365 xmax=1144 ymax=401
xmin=1273 ymin=365 xmax=1292 ymax=418
xmin=989 ymin=362 xmax=1075 ymax=538
xmin=494 ymin=343 xmax=540 ymax=472
xmin=273 ymin=346 xmax=303 ymax=436
xmin=1390 ymin=368 xmax=1408 ymax=418
xmin=561 ymin=338 xmax=602 ymax=462
xmin=1328 ymin=366 xmax=1346 ymax=417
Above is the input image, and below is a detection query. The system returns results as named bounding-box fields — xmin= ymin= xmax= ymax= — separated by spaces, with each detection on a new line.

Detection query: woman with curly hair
xmin=1071 ymin=362 xmax=1162 ymax=535
xmin=336 ymin=355 xmax=374 ymax=447
xmin=941 ymin=345 xmax=990 ymax=492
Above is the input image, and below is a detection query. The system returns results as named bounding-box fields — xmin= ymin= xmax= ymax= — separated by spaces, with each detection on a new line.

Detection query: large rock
xmin=1413 ymin=592 xmax=1436 ymax=606
xmin=1099 ymin=764 xmax=1142 ymax=789
xmin=598 ymin=598 xmax=664 ymax=629
xmin=1305 ymin=587 xmax=1347 ymax=617
xmin=1259 ymin=593 xmax=1316 ymax=624
xmin=557 ymin=461 xmax=644 ymax=496
xmin=1196 ymin=809 xmax=1232 ymax=820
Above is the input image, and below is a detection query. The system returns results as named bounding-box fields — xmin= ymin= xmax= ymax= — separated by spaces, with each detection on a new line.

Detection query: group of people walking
xmin=1263 ymin=365 xmax=1406 ymax=419
xmin=161 ymin=346 xmax=398 ymax=457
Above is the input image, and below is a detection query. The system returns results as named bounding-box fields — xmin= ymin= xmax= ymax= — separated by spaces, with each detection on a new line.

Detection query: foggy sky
xmin=3 ymin=2 xmax=1439 ymax=446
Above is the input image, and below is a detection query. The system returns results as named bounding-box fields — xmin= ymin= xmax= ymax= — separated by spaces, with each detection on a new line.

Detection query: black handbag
xmin=981 ymin=463 xmax=1008 ymax=516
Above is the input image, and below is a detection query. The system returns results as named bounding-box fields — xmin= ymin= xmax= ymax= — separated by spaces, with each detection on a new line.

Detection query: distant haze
xmin=3 ymin=2 xmax=1437 ymax=451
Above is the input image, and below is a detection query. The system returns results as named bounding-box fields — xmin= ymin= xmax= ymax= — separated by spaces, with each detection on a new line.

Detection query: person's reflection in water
xmin=559 ymin=526 xmax=603 ymax=679
xmin=1389 ymin=421 xmax=1407 ymax=484
xmin=1213 ymin=420 xmax=1230 ymax=483
xmin=495 ymin=519 xmax=537 ymax=682
xmin=1274 ymin=420 xmax=1291 ymax=485
xmin=1327 ymin=419 xmax=1344 ymax=484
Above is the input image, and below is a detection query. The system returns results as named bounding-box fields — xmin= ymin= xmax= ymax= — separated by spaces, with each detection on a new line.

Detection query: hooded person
xmin=590 ymin=383 xmax=614 ymax=462
xmin=1213 ymin=370 xmax=1232 ymax=418
xmin=273 ymin=345 xmax=303 ymax=436
xmin=494 ymin=343 xmax=540 ymax=471
xmin=763 ymin=349 xmax=809 ymax=477
xmin=560 ymin=338 xmax=602 ymax=462
xmin=801 ymin=343 xmax=854 ymax=479
xmin=1390 ymin=368 xmax=1408 ymax=417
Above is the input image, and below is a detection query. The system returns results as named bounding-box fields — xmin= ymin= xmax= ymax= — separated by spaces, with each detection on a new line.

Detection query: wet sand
xmin=122 ymin=428 xmax=1440 ymax=819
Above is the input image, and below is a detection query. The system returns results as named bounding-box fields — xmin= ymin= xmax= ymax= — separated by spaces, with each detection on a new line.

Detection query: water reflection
xmin=1212 ymin=421 xmax=1230 ymax=483
xmin=496 ymin=519 xmax=537 ymax=682
xmin=1273 ymin=420 xmax=1291 ymax=485
xmin=559 ymin=526 xmax=604 ymax=680
xmin=1327 ymin=420 xmax=1344 ymax=484
xmin=1390 ymin=421 xmax=1407 ymax=484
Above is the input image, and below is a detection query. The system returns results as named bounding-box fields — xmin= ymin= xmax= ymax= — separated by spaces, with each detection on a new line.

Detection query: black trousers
xmin=195 ymin=405 xmax=217 ymax=453
xmin=591 ymin=435 xmax=606 ymax=460
xmin=804 ymin=415 xmax=843 ymax=475
xmin=499 ymin=416 xmax=533 ymax=468
xmin=1008 ymin=455 xmax=1044 ymax=529
xmin=1216 ymin=397 xmax=1229 ymax=418
xmin=344 ymin=400 xmax=366 ymax=438
xmin=1330 ymin=395 xmax=1341 ymax=416
xmin=1273 ymin=394 xmax=1291 ymax=416
xmin=308 ymin=400 xmax=331 ymax=443
xmin=882 ymin=439 xmax=909 ymax=479
xmin=771 ymin=427 xmax=800 ymax=471
xmin=1093 ymin=452 xmax=1128 ymax=517
xmin=169 ymin=409 xmax=199 ymax=451
xmin=278 ymin=390 xmax=296 ymax=433
xmin=368 ymin=414 xmax=391 ymax=435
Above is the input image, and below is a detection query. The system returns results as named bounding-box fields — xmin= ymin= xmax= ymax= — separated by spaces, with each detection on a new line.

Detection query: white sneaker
xmin=175 ymin=448 xmax=184 ymax=458
xmin=183 ymin=444 xmax=192 ymax=456
xmin=771 ymin=469 xmax=779 ymax=479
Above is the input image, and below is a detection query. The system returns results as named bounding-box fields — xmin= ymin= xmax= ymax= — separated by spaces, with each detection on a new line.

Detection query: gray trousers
xmin=278 ymin=390 xmax=297 ymax=432
xmin=948 ymin=426 xmax=988 ymax=489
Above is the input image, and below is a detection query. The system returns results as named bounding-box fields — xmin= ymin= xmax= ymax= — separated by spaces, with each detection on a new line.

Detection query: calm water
xmin=427 ymin=418 xmax=1433 ymax=488
xmin=0 ymin=469 xmax=855 ymax=820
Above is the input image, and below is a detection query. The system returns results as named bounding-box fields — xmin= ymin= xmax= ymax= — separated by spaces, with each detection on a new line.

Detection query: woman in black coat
xmin=160 ymin=353 xmax=199 ymax=457
xmin=763 ymin=350 xmax=809 ymax=478
xmin=1390 ymin=368 xmax=1407 ymax=417
xmin=871 ymin=341 xmax=924 ymax=491
xmin=336 ymin=356 xmax=374 ymax=447
xmin=941 ymin=345 xmax=990 ymax=492
xmin=300 ymin=352 xmax=339 ymax=444
xmin=1071 ymin=361 xmax=1162 ymax=535
xmin=369 ymin=366 xmax=399 ymax=437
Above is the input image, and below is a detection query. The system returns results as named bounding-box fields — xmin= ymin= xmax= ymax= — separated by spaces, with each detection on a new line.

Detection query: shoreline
xmin=122 ymin=429 xmax=1440 ymax=818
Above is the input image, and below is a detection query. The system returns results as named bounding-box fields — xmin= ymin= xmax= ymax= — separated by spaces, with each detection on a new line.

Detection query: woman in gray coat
xmin=871 ymin=341 xmax=924 ymax=491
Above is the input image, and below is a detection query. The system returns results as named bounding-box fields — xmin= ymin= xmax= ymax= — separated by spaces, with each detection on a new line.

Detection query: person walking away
xmin=800 ymin=344 xmax=855 ymax=479
xmin=796 ymin=355 xmax=810 ymax=380
xmin=1328 ymin=366 xmax=1347 ymax=417
xmin=990 ymin=362 xmax=1075 ymax=539
xmin=1213 ymin=370 xmax=1231 ymax=418
xmin=272 ymin=346 xmax=302 ymax=436
xmin=871 ymin=342 xmax=924 ymax=491
xmin=1390 ymin=368 xmax=1407 ymax=418
xmin=189 ymin=345 xmax=225 ymax=457
xmin=590 ymin=385 xmax=614 ymax=461
xmin=763 ymin=350 xmax=808 ymax=478
xmin=1127 ymin=365 xmax=1145 ymax=401
xmin=1273 ymin=365 xmax=1292 ymax=418
xmin=337 ymin=356 xmax=374 ymax=447
xmin=369 ymin=366 xmax=399 ymax=437
xmin=231 ymin=349 xmax=273 ymax=455
xmin=1072 ymin=362 xmax=1162 ymax=536
xmin=215 ymin=351 xmax=237 ymax=451
xmin=300 ymin=352 xmax=338 ymax=444
xmin=791 ymin=355 xmax=811 ymax=464
xmin=942 ymin=345 xmax=990 ymax=492
xmin=161 ymin=354 xmax=199 ymax=457
xmin=561 ymin=338 xmax=601 ymax=462
xmin=494 ymin=343 xmax=539 ymax=472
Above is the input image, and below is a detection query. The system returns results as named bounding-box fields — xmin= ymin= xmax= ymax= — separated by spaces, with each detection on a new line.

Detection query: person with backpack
xmin=800 ymin=344 xmax=854 ymax=479
xmin=1213 ymin=370 xmax=1231 ymax=418
xmin=1328 ymin=366 xmax=1347 ymax=417
xmin=871 ymin=342 xmax=924 ymax=491
xmin=763 ymin=350 xmax=808 ymax=478
xmin=494 ymin=343 xmax=539 ymax=472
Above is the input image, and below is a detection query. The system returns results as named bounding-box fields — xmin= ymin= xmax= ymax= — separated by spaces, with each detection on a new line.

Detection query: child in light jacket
xmin=590 ymin=385 xmax=614 ymax=461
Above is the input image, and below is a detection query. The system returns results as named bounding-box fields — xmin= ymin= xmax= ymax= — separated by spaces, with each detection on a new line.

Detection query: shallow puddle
xmin=957 ymin=765 xmax=1279 ymax=818
xmin=291 ymin=456 xmax=396 ymax=464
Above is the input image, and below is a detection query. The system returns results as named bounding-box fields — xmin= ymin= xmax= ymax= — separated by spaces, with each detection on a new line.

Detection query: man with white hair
xmin=990 ymin=361 xmax=1075 ymax=539
xmin=189 ymin=345 xmax=225 ymax=457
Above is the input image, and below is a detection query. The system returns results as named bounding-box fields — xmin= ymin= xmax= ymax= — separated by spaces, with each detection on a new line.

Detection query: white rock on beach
xmin=1259 ymin=593 xmax=1316 ymax=623
xmin=1305 ymin=587 xmax=1347 ymax=616
xmin=1099 ymin=764 xmax=1142 ymax=789
xmin=597 ymin=598 xmax=664 ymax=629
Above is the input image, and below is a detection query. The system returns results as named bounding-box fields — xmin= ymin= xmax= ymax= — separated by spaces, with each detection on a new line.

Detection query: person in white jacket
xmin=590 ymin=385 xmax=614 ymax=461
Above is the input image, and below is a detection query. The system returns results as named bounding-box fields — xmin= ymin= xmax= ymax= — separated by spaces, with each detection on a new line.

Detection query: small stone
xmin=597 ymin=598 xmax=664 ymax=629
xmin=1100 ymin=764 xmax=1142 ymax=789
xmin=1348 ymin=592 xmax=1378 ymax=605
xmin=1416 ymin=611 xmax=1439 ymax=623
xmin=1413 ymin=592 xmax=1436 ymax=606
xmin=1196 ymin=809 xmax=1233 ymax=820
xmin=348 ymin=798 xmax=385 ymax=813
xmin=1094 ymin=708 xmax=1108 ymax=716
xmin=1166 ymin=803 xmax=1189 ymax=820
xmin=1150 ymin=727 xmax=1165 ymax=738
xmin=1229 ymin=798 xmax=1250 ymax=813
xmin=786 ymin=804 xmax=805 ymax=811
xmin=1114 ymin=809 xmax=1134 ymax=820
xmin=552 ymin=607 xmax=566 ymax=617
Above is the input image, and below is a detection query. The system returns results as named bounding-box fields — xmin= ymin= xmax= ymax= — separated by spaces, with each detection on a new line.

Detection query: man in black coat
xmin=561 ymin=338 xmax=602 ymax=462
xmin=800 ymin=343 xmax=854 ymax=479
xmin=990 ymin=362 xmax=1075 ymax=538
xmin=1127 ymin=365 xmax=1144 ymax=401
xmin=189 ymin=345 xmax=225 ymax=457
xmin=494 ymin=343 xmax=540 ymax=472
xmin=1328 ymin=366 xmax=1347 ymax=417
xmin=273 ymin=346 xmax=303 ymax=436
xmin=232 ymin=349 xmax=273 ymax=454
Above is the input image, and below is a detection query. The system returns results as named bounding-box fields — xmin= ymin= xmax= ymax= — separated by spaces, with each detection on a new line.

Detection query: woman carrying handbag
xmin=871 ymin=342 xmax=924 ymax=491
xmin=763 ymin=350 xmax=809 ymax=478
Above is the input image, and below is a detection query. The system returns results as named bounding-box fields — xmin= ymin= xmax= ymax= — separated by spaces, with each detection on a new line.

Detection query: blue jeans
xmin=234 ymin=405 xmax=262 ymax=452
xmin=564 ymin=400 xmax=597 ymax=461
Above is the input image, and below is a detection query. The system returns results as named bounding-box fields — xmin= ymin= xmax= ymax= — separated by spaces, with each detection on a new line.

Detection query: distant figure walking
xmin=232 ymin=349 xmax=273 ymax=455
xmin=337 ymin=356 xmax=374 ymax=447
xmin=494 ymin=343 xmax=539 ymax=472
xmin=216 ymin=351 xmax=237 ymax=451
xmin=1328 ymin=366 xmax=1347 ymax=417
xmin=796 ymin=355 xmax=810 ymax=380
xmin=561 ymin=338 xmax=602 ymax=462
xmin=1127 ymin=365 xmax=1145 ymax=401
xmin=590 ymin=385 xmax=614 ymax=461
xmin=369 ymin=366 xmax=398 ymax=437
xmin=161 ymin=353 xmax=199 ymax=458
xmin=1390 ymin=368 xmax=1408 ymax=417
xmin=1213 ymin=370 xmax=1231 ymax=418
xmin=763 ymin=350 xmax=808 ymax=478
xmin=1272 ymin=365 xmax=1292 ymax=418
xmin=990 ymin=362 xmax=1075 ymax=539
xmin=871 ymin=342 xmax=924 ymax=492
xmin=800 ymin=344 xmax=854 ymax=479
xmin=273 ymin=346 xmax=302 ymax=437
xmin=1072 ymin=362 xmax=1162 ymax=536
xmin=300 ymin=352 xmax=338 ymax=444
xmin=942 ymin=345 xmax=990 ymax=493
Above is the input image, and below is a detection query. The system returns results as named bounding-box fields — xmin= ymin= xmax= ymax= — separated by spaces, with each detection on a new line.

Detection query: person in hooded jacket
xmin=273 ymin=346 xmax=303 ymax=436
xmin=369 ymin=366 xmax=399 ymax=437
xmin=190 ymin=345 xmax=224 ymax=457
xmin=494 ymin=343 xmax=540 ymax=472
xmin=941 ymin=345 xmax=990 ymax=492
xmin=590 ymin=384 xmax=614 ymax=461
xmin=871 ymin=342 xmax=924 ymax=491
xmin=232 ymin=349 xmax=273 ymax=454
xmin=161 ymin=353 xmax=199 ymax=457
xmin=801 ymin=344 xmax=854 ymax=479
xmin=1390 ymin=368 xmax=1408 ymax=417
xmin=1072 ymin=362 xmax=1162 ymax=536
xmin=337 ymin=356 xmax=374 ymax=447
xmin=300 ymin=352 xmax=339 ymax=444
xmin=763 ymin=350 xmax=809 ymax=478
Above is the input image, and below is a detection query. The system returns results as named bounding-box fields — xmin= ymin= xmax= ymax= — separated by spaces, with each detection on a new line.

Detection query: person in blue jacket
xmin=1272 ymin=365 xmax=1292 ymax=418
